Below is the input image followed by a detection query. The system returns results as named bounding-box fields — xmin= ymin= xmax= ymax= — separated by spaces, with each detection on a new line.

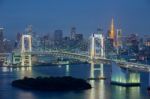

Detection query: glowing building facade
xmin=109 ymin=18 xmax=116 ymax=47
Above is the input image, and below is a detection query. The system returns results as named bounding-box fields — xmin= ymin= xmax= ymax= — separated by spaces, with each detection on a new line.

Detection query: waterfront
xmin=0 ymin=64 xmax=150 ymax=99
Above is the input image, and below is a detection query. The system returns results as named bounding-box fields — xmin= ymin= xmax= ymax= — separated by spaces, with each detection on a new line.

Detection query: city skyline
xmin=0 ymin=0 xmax=150 ymax=40
xmin=1 ymin=1 xmax=150 ymax=99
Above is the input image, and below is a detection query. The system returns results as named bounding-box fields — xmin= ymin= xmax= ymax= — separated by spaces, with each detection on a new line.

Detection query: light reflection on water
xmin=89 ymin=80 xmax=106 ymax=99
xmin=111 ymin=86 xmax=140 ymax=99
xmin=0 ymin=64 xmax=150 ymax=99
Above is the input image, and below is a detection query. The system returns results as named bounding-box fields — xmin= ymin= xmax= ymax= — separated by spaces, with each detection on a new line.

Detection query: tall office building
xmin=16 ymin=33 xmax=22 ymax=41
xmin=116 ymin=29 xmax=122 ymax=48
xmin=14 ymin=33 xmax=22 ymax=49
xmin=0 ymin=28 xmax=4 ymax=41
xmin=74 ymin=33 xmax=83 ymax=41
xmin=97 ymin=28 xmax=103 ymax=34
xmin=54 ymin=30 xmax=63 ymax=44
xmin=26 ymin=25 xmax=32 ymax=35
xmin=70 ymin=27 xmax=76 ymax=40
xmin=0 ymin=28 xmax=4 ymax=52
xmin=127 ymin=34 xmax=139 ymax=54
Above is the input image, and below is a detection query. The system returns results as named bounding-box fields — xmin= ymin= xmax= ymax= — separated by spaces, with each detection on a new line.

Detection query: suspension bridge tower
xmin=21 ymin=34 xmax=32 ymax=66
xmin=89 ymin=32 xmax=105 ymax=79
xmin=90 ymin=33 xmax=105 ymax=59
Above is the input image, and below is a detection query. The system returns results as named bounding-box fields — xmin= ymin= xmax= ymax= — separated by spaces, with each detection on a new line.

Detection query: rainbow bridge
xmin=8 ymin=34 xmax=150 ymax=86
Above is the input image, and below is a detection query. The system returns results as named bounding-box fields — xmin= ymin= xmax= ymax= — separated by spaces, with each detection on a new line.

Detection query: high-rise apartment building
xmin=0 ymin=28 xmax=4 ymax=52
xmin=70 ymin=27 xmax=76 ymax=40
xmin=54 ymin=30 xmax=63 ymax=44
xmin=116 ymin=29 xmax=122 ymax=48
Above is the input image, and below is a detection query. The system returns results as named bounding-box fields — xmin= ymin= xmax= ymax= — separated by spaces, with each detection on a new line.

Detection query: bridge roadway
xmin=24 ymin=51 xmax=150 ymax=72
xmin=1 ymin=51 xmax=150 ymax=72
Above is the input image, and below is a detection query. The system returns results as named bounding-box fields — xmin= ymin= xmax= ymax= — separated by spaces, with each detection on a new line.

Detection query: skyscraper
xmin=116 ymin=29 xmax=122 ymax=48
xmin=0 ymin=28 xmax=4 ymax=42
xmin=70 ymin=27 xmax=76 ymax=40
xmin=25 ymin=25 xmax=32 ymax=35
xmin=74 ymin=34 xmax=83 ymax=41
xmin=97 ymin=28 xmax=103 ymax=34
xmin=0 ymin=28 xmax=4 ymax=52
xmin=54 ymin=30 xmax=63 ymax=44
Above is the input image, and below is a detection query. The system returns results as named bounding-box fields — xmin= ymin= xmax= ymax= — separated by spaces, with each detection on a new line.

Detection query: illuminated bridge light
xmin=11 ymin=33 xmax=150 ymax=77
xmin=111 ymin=62 xmax=140 ymax=86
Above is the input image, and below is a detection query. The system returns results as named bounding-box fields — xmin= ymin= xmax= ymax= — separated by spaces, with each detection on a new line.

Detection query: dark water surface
xmin=0 ymin=64 xmax=150 ymax=99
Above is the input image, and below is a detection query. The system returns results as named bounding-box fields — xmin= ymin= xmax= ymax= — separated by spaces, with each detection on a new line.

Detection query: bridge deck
xmin=2 ymin=51 xmax=150 ymax=72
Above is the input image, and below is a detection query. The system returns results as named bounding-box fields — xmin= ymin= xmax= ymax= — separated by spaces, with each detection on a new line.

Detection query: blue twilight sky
xmin=0 ymin=0 xmax=150 ymax=39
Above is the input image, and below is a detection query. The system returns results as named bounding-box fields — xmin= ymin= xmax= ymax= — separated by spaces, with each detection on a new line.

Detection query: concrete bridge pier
xmin=65 ymin=65 xmax=70 ymax=76
xmin=147 ymin=72 xmax=150 ymax=91
xmin=99 ymin=63 xmax=106 ymax=79
xmin=66 ymin=65 xmax=70 ymax=72
xmin=20 ymin=34 xmax=32 ymax=67
xmin=111 ymin=62 xmax=140 ymax=86
xmin=21 ymin=54 xmax=32 ymax=66
xmin=148 ymin=72 xmax=150 ymax=87
xmin=89 ymin=62 xmax=106 ymax=80
xmin=12 ymin=53 xmax=21 ymax=65
xmin=90 ymin=62 xmax=94 ymax=79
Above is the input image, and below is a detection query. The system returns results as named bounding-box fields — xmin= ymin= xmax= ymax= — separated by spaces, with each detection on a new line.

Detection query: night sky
xmin=0 ymin=0 xmax=150 ymax=39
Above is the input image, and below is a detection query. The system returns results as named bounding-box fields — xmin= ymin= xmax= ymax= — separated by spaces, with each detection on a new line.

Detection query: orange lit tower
xmin=109 ymin=18 xmax=116 ymax=47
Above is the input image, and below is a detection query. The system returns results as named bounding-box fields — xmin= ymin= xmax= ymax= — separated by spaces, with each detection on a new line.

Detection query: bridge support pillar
xmin=12 ymin=53 xmax=21 ymax=66
xmin=149 ymin=72 xmax=150 ymax=87
xmin=90 ymin=34 xmax=95 ymax=60
xmin=20 ymin=34 xmax=32 ymax=66
xmin=100 ymin=63 xmax=105 ymax=79
xmin=89 ymin=62 xmax=106 ymax=80
xmin=21 ymin=53 xmax=32 ymax=66
xmin=111 ymin=62 xmax=140 ymax=86
xmin=66 ymin=65 xmax=69 ymax=72
xmin=90 ymin=62 xmax=94 ymax=78
xmin=65 ymin=65 xmax=70 ymax=76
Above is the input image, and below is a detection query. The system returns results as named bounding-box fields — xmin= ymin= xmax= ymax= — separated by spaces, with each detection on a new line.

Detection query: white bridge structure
xmin=1 ymin=33 xmax=150 ymax=86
